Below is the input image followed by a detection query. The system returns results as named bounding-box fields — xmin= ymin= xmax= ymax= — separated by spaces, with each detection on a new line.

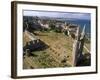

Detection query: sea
xmin=66 ymin=19 xmax=91 ymax=38
xmin=57 ymin=18 xmax=91 ymax=38
xmin=66 ymin=19 xmax=90 ymax=33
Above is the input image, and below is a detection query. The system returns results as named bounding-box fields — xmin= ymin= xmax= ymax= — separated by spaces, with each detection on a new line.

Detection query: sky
xmin=23 ymin=10 xmax=91 ymax=20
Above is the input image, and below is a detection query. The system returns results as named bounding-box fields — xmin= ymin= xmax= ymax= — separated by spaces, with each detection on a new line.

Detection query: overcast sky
xmin=23 ymin=10 xmax=91 ymax=20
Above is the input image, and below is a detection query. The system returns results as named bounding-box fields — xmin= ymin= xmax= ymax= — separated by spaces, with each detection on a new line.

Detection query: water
xmin=66 ymin=19 xmax=91 ymax=34
xmin=56 ymin=18 xmax=91 ymax=38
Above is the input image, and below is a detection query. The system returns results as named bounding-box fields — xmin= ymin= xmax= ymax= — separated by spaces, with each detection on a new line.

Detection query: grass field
xmin=23 ymin=30 xmax=90 ymax=69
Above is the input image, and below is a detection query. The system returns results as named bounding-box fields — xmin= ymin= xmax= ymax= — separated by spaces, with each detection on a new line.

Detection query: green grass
xmin=31 ymin=49 xmax=68 ymax=68
xmin=24 ymin=31 xmax=90 ymax=68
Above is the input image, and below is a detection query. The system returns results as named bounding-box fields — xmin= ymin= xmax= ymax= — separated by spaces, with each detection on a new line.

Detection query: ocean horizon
xmin=65 ymin=19 xmax=91 ymax=38
xmin=56 ymin=18 xmax=91 ymax=33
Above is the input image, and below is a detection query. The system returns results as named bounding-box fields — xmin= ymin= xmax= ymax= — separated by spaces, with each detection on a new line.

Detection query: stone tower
xmin=72 ymin=24 xmax=86 ymax=66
